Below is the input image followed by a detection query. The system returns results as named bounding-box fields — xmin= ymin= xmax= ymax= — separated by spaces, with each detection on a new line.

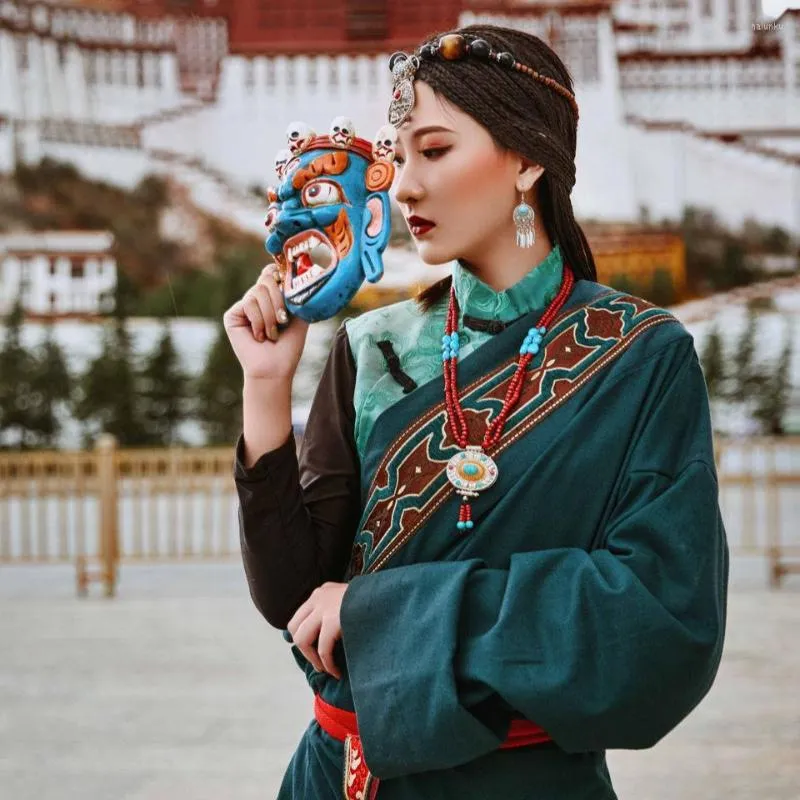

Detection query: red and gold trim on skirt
xmin=314 ymin=693 xmax=551 ymax=799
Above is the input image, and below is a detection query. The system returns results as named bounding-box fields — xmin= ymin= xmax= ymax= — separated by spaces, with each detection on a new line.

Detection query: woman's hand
xmin=287 ymin=582 xmax=348 ymax=680
xmin=223 ymin=264 xmax=309 ymax=383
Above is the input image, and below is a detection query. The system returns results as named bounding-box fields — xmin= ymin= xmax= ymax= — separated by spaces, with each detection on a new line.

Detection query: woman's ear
xmin=516 ymin=160 xmax=545 ymax=193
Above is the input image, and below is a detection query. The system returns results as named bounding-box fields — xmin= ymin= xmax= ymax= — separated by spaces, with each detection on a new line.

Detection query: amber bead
xmin=439 ymin=33 xmax=467 ymax=60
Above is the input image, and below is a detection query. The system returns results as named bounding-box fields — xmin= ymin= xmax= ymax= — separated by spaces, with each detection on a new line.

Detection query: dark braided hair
xmin=406 ymin=24 xmax=597 ymax=312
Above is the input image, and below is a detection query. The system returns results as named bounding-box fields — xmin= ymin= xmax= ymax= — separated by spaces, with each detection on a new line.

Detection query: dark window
xmin=71 ymin=260 xmax=83 ymax=279
xmin=17 ymin=38 xmax=29 ymax=71
xmin=346 ymin=0 xmax=388 ymax=41
xmin=85 ymin=52 xmax=96 ymax=84
xmin=727 ymin=0 xmax=737 ymax=32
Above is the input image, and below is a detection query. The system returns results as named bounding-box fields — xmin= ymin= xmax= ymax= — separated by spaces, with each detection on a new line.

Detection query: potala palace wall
xmin=0 ymin=0 xmax=798 ymax=236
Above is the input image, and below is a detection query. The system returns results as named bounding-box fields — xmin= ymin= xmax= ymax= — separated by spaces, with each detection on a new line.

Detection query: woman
xmin=227 ymin=24 xmax=729 ymax=800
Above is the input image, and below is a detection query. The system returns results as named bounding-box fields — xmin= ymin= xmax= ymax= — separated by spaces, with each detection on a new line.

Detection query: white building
xmin=0 ymin=230 xmax=117 ymax=317
xmin=0 ymin=0 xmax=797 ymax=238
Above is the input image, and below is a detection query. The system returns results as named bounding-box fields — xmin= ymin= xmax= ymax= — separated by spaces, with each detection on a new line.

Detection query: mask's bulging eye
xmin=265 ymin=206 xmax=278 ymax=231
xmin=302 ymin=180 xmax=344 ymax=207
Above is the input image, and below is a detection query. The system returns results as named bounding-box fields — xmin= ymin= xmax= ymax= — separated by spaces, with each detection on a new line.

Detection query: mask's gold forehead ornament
xmin=387 ymin=33 xmax=579 ymax=128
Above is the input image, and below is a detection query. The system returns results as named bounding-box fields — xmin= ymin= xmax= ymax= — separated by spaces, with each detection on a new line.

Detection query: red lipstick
xmin=407 ymin=215 xmax=436 ymax=237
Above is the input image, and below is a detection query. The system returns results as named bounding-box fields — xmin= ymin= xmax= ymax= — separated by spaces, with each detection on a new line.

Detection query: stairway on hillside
xmin=136 ymin=97 xmax=268 ymax=236
xmin=146 ymin=146 xmax=266 ymax=236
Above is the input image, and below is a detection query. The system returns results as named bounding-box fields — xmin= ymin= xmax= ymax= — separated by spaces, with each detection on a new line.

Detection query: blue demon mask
xmin=264 ymin=119 xmax=398 ymax=323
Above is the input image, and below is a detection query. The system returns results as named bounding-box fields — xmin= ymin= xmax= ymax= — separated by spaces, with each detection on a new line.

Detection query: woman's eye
xmin=302 ymin=180 xmax=344 ymax=207
xmin=394 ymin=147 xmax=449 ymax=167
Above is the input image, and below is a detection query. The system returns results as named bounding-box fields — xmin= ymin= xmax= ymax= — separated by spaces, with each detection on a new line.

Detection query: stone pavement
xmin=0 ymin=559 xmax=797 ymax=800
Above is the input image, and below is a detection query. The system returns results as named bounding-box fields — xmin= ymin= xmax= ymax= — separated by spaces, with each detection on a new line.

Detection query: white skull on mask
xmin=329 ymin=116 xmax=356 ymax=147
xmin=274 ymin=148 xmax=293 ymax=180
xmin=372 ymin=124 xmax=398 ymax=162
xmin=286 ymin=121 xmax=316 ymax=155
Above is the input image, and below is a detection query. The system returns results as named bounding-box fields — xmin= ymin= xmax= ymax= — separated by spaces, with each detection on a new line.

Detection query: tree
xmin=720 ymin=238 xmax=755 ymax=289
xmin=0 ymin=298 xmax=38 ymax=448
xmin=74 ymin=317 xmax=148 ymax=447
xmin=214 ymin=243 xmax=265 ymax=317
xmin=27 ymin=326 xmax=72 ymax=448
xmin=700 ymin=325 xmax=725 ymax=400
xmin=139 ymin=322 xmax=189 ymax=446
xmin=608 ymin=273 xmax=640 ymax=296
xmin=649 ymin=267 xmax=676 ymax=307
xmin=731 ymin=311 xmax=759 ymax=401
xmin=753 ymin=329 xmax=793 ymax=435
xmin=761 ymin=225 xmax=792 ymax=255
xmin=195 ymin=323 xmax=243 ymax=445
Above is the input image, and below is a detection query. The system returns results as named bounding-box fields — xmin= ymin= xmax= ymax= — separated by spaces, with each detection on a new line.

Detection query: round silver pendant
xmin=446 ymin=449 xmax=498 ymax=492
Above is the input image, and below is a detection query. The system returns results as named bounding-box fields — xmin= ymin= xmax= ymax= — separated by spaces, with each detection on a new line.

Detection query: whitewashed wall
xmin=0 ymin=120 xmax=13 ymax=173
xmin=621 ymin=60 xmax=797 ymax=130
xmin=0 ymin=254 xmax=116 ymax=316
xmin=573 ymin=14 xmax=639 ymax=220
xmin=0 ymin=28 xmax=183 ymax=125
xmin=166 ymin=54 xmax=394 ymax=188
xmin=628 ymin=123 xmax=800 ymax=232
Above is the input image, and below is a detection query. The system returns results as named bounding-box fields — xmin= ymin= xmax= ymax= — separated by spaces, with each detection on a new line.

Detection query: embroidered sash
xmin=346 ymin=287 xmax=677 ymax=578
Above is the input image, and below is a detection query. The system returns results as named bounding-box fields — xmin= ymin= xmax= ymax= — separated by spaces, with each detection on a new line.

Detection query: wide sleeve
xmin=340 ymin=333 xmax=729 ymax=779
xmin=235 ymin=321 xmax=362 ymax=629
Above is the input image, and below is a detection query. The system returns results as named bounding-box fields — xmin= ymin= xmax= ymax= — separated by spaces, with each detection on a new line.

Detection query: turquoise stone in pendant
xmin=446 ymin=448 xmax=499 ymax=492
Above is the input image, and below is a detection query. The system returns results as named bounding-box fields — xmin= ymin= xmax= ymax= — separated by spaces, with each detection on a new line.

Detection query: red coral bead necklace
xmin=443 ymin=264 xmax=576 ymax=531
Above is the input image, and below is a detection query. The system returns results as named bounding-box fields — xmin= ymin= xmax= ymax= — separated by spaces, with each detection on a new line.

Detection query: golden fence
xmin=714 ymin=437 xmax=800 ymax=587
xmin=0 ymin=434 xmax=798 ymax=594
xmin=0 ymin=434 xmax=243 ymax=595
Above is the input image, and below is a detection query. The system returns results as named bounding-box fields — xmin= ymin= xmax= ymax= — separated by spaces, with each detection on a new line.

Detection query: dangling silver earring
xmin=513 ymin=192 xmax=535 ymax=249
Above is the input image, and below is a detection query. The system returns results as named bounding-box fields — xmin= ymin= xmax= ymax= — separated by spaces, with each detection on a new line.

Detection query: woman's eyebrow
xmin=410 ymin=125 xmax=455 ymax=139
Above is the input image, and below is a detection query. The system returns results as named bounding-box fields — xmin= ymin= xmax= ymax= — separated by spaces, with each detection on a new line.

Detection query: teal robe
xmin=258 ymin=249 xmax=728 ymax=799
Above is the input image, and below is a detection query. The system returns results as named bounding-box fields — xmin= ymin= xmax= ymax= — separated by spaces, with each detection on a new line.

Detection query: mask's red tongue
xmin=295 ymin=253 xmax=313 ymax=276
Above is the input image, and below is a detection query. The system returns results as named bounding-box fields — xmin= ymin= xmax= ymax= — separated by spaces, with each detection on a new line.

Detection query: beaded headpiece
xmin=388 ymin=33 xmax=579 ymax=127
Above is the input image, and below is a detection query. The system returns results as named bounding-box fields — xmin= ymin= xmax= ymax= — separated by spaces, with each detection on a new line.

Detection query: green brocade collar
xmin=451 ymin=244 xmax=564 ymax=322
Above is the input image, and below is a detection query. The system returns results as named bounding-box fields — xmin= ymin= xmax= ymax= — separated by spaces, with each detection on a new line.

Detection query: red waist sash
xmin=314 ymin=693 xmax=552 ymax=799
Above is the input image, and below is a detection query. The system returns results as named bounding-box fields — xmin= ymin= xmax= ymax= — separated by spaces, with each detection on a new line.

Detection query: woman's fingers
xmin=317 ymin=617 xmax=342 ymax=680
xmin=292 ymin=615 xmax=326 ymax=674
xmin=257 ymin=265 xmax=290 ymax=328
xmin=287 ymin=599 xmax=314 ymax=638
xmin=241 ymin=292 xmax=268 ymax=342
xmin=247 ymin=283 xmax=279 ymax=341
xmin=224 ymin=264 xmax=289 ymax=344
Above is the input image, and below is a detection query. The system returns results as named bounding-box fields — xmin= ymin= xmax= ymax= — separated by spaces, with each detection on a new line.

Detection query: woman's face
xmin=392 ymin=80 xmax=523 ymax=266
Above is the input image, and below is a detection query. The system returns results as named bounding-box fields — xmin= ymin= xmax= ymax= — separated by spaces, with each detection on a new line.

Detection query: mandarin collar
xmin=451 ymin=244 xmax=564 ymax=322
